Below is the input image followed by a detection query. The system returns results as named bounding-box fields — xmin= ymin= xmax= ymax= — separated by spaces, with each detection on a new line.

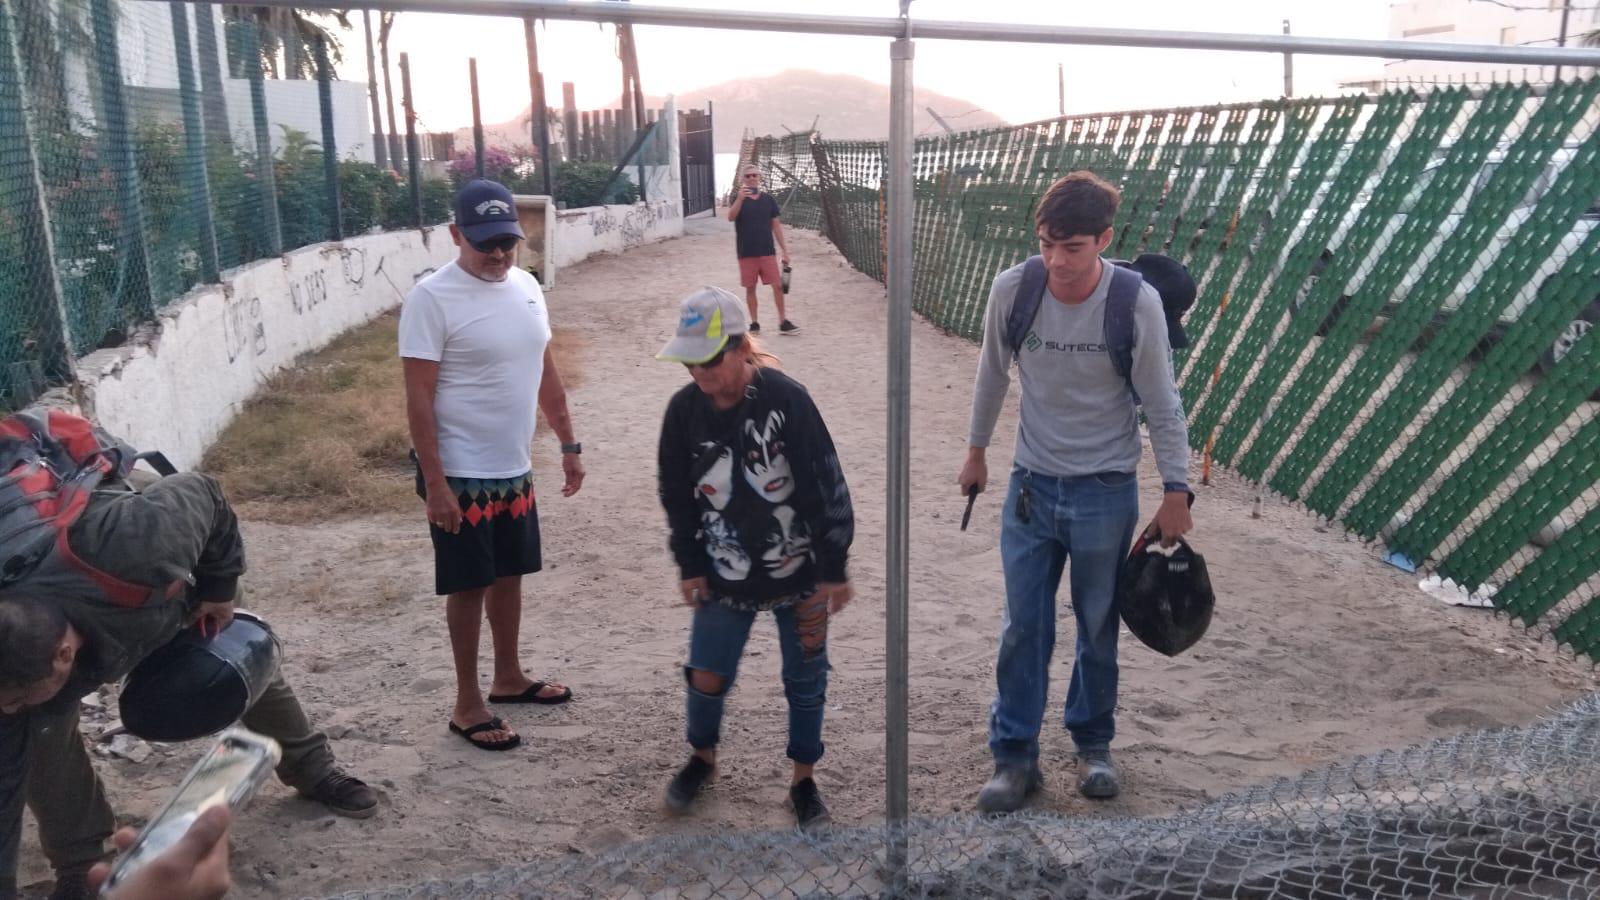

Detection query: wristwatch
xmin=560 ymin=442 xmax=582 ymax=455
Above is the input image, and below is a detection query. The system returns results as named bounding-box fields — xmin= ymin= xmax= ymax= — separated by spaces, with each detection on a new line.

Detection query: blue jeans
xmin=685 ymin=595 xmax=830 ymax=765
xmin=989 ymin=466 xmax=1139 ymax=766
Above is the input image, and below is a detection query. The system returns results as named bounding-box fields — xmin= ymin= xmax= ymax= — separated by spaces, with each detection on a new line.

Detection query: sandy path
xmin=30 ymin=213 xmax=1595 ymax=898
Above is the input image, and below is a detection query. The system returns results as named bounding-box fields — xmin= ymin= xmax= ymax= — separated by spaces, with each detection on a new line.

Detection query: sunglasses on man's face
xmin=470 ymin=235 xmax=521 ymax=255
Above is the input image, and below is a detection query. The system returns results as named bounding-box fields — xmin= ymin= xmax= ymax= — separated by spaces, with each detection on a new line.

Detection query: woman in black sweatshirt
xmin=655 ymin=286 xmax=854 ymax=830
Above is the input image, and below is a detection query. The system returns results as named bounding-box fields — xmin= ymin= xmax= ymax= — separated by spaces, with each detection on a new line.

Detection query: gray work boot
xmin=1076 ymin=749 xmax=1121 ymax=799
xmin=976 ymin=762 xmax=1043 ymax=814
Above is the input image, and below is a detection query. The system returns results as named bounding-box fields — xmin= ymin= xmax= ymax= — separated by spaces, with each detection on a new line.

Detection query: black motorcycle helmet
xmin=1117 ymin=533 xmax=1215 ymax=657
xmin=120 ymin=610 xmax=282 ymax=742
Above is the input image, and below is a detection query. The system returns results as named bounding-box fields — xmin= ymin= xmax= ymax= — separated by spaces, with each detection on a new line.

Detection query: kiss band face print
xmin=692 ymin=408 xmax=812 ymax=583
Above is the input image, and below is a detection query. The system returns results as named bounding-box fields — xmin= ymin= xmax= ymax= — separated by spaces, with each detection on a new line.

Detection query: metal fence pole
xmin=401 ymin=52 xmax=423 ymax=228
xmin=242 ymin=19 xmax=282 ymax=255
xmin=886 ymin=21 xmax=914 ymax=835
xmin=563 ymin=81 xmax=578 ymax=163
xmin=169 ymin=1 xmax=220 ymax=281
xmin=314 ymin=34 xmax=343 ymax=241
xmin=89 ymin=0 xmax=155 ymax=315
xmin=0 ymin=0 xmax=73 ymax=386
xmin=470 ymin=57 xmax=485 ymax=177
xmin=193 ymin=4 xmax=231 ymax=147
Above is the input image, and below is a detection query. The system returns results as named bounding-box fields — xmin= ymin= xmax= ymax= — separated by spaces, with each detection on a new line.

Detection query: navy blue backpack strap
xmin=1005 ymin=256 xmax=1049 ymax=359
xmin=1103 ymin=263 xmax=1143 ymax=385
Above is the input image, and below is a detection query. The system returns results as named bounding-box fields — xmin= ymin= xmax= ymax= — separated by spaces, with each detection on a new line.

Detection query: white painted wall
xmin=76 ymin=229 xmax=455 ymax=470
xmin=551 ymin=199 xmax=685 ymax=270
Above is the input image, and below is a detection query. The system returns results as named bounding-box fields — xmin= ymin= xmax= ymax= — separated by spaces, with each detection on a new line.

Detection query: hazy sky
xmin=336 ymin=0 xmax=1394 ymax=134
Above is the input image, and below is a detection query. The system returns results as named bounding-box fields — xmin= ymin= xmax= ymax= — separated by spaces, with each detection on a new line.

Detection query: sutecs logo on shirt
xmin=1024 ymin=331 xmax=1042 ymax=352
xmin=1025 ymin=329 xmax=1106 ymax=354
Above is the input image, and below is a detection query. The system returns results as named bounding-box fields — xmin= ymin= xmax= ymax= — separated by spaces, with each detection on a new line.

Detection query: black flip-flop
xmin=448 ymin=717 xmax=521 ymax=751
xmin=488 ymin=682 xmax=573 ymax=705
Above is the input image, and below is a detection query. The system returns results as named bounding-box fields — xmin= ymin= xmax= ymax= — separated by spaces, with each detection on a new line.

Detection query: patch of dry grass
xmin=201 ymin=310 xmax=585 ymax=522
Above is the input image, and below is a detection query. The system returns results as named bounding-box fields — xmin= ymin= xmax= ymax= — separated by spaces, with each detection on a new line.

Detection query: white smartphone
xmin=99 ymin=728 xmax=281 ymax=896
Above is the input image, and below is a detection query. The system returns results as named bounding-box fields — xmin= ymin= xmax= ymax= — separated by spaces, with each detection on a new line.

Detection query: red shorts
xmin=739 ymin=255 xmax=781 ymax=288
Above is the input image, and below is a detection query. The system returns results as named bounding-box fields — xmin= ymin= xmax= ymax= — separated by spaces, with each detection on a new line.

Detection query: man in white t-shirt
xmin=399 ymin=179 xmax=585 ymax=753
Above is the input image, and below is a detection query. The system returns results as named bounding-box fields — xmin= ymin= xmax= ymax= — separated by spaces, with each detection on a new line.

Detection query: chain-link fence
xmin=747 ymin=78 xmax=1600 ymax=664
xmin=322 ymin=692 xmax=1600 ymax=898
xmin=0 ymin=0 xmax=453 ymax=411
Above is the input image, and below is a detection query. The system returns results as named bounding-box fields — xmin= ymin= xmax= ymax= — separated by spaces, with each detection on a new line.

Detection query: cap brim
xmin=656 ymin=334 xmax=729 ymax=364
xmin=459 ymin=220 xmax=525 ymax=242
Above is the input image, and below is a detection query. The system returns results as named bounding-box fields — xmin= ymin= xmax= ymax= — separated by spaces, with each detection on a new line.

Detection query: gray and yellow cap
xmin=656 ymin=286 xmax=749 ymax=364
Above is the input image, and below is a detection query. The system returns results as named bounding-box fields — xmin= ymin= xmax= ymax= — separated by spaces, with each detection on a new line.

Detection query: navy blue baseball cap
xmin=453 ymin=178 xmax=525 ymax=243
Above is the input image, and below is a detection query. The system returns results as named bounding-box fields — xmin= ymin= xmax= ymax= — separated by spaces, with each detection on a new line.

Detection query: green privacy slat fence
xmin=751 ymin=77 xmax=1600 ymax=662
xmin=0 ymin=0 xmax=451 ymax=411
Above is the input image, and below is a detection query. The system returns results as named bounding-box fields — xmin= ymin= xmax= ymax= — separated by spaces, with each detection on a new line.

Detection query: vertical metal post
xmin=887 ymin=8 xmax=915 ymax=892
xmin=470 ymin=57 xmax=485 ymax=177
xmin=524 ymin=17 xmax=554 ymax=195
xmin=1057 ymin=62 xmax=1065 ymax=115
xmin=169 ymin=2 xmax=220 ymax=281
xmin=401 ymin=52 xmax=423 ymax=228
xmin=89 ymin=0 xmax=155 ymax=314
xmin=314 ymin=34 xmax=343 ymax=241
xmin=192 ymin=4 xmax=231 ymax=148
xmin=887 ymin=15 xmax=914 ymax=837
xmin=563 ymin=81 xmax=579 ymax=162
xmin=1554 ymin=0 xmax=1572 ymax=82
xmin=242 ymin=18 xmax=281 ymax=255
xmin=0 ymin=0 xmax=74 ymax=381
xmin=363 ymin=10 xmax=388 ymax=169
xmin=1282 ymin=19 xmax=1293 ymax=97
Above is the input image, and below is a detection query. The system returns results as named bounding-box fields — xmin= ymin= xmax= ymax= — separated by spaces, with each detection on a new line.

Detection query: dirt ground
xmin=23 ymin=214 xmax=1598 ymax=898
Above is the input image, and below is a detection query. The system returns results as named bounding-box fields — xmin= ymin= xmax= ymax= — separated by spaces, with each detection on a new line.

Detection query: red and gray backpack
xmin=0 ymin=410 xmax=178 ymax=606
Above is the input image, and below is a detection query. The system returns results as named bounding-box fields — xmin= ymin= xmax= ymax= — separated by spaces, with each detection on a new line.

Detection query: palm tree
xmin=224 ymin=6 xmax=349 ymax=80
xmin=378 ymin=11 xmax=405 ymax=172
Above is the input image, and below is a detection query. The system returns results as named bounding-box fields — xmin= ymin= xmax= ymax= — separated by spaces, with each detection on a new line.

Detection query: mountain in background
xmin=461 ymin=69 xmax=1008 ymax=155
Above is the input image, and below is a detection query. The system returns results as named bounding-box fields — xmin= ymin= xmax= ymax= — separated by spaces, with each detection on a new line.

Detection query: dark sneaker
xmin=788 ymin=777 xmax=831 ymax=830
xmin=976 ymin=762 xmax=1043 ymax=814
xmin=665 ymin=755 xmax=715 ymax=814
xmin=301 ymin=769 xmax=380 ymax=819
xmin=779 ymin=319 xmax=800 ymax=335
xmin=1076 ymin=749 xmax=1121 ymax=799
xmin=47 ymin=865 xmax=93 ymax=900
xmin=749 ymin=321 xmax=761 ymax=333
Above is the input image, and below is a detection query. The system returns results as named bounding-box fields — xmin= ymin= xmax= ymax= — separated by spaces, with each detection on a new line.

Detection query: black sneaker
xmin=749 ymin=321 xmax=761 ymax=333
xmin=665 ymin=755 xmax=715 ymax=813
xmin=788 ymin=777 xmax=831 ymax=830
xmin=779 ymin=319 xmax=800 ymax=335
xmin=300 ymin=769 xmax=380 ymax=819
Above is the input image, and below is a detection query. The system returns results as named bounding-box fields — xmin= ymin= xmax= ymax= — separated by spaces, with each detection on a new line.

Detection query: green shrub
xmin=554 ymin=161 xmax=638 ymax=208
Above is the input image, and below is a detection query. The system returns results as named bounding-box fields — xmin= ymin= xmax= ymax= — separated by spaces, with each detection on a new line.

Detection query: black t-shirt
xmin=733 ymin=193 xmax=780 ymax=258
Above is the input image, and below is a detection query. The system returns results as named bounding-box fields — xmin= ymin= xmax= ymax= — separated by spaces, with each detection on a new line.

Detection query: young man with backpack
xmin=958 ymin=171 xmax=1194 ymax=813
xmin=0 ymin=412 xmax=376 ymax=900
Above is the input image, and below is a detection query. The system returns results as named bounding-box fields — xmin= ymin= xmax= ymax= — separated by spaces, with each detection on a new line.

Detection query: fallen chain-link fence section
xmin=746 ymin=79 xmax=1600 ymax=663
xmin=324 ymin=693 xmax=1600 ymax=899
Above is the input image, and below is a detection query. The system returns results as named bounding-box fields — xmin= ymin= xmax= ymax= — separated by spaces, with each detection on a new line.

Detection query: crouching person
xmin=0 ymin=471 xmax=377 ymax=900
xmin=654 ymin=287 xmax=855 ymax=830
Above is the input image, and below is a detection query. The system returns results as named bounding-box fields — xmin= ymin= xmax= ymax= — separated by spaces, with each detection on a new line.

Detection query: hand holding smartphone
xmin=99 ymin=728 xmax=280 ymax=897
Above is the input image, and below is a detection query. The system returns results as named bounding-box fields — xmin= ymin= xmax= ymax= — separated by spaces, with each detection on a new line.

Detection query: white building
xmin=74 ymin=2 xmax=375 ymax=162
xmin=1370 ymin=0 xmax=1600 ymax=89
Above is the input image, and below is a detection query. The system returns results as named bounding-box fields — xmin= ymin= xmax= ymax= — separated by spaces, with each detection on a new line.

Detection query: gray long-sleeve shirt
xmin=967 ymin=258 xmax=1191 ymax=487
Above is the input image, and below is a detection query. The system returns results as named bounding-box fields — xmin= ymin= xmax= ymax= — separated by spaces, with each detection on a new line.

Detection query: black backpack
xmin=1003 ymin=253 xmax=1196 ymax=390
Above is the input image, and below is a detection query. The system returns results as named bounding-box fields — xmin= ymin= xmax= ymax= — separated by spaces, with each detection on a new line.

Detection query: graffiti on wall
xmin=223 ymin=294 xmax=266 ymax=363
xmin=289 ymin=270 xmax=328 ymax=315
